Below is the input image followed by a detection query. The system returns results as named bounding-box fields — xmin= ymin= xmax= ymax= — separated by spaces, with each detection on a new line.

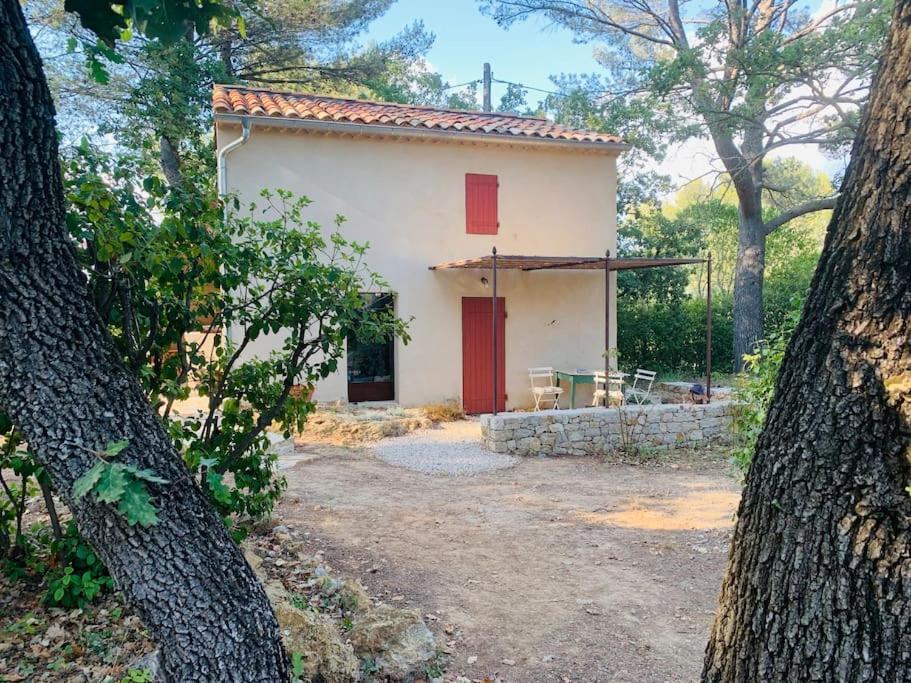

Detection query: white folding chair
xmin=592 ymin=371 xmax=625 ymax=407
xmin=625 ymin=368 xmax=657 ymax=405
xmin=529 ymin=367 xmax=563 ymax=411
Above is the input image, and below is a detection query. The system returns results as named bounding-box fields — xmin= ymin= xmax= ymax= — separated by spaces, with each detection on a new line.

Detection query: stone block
xmin=517 ymin=437 xmax=541 ymax=452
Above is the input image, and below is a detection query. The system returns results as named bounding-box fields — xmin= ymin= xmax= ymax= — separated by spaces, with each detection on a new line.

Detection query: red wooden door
xmin=462 ymin=297 xmax=506 ymax=414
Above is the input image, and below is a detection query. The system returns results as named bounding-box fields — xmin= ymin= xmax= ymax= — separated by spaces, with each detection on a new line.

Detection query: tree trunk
xmin=159 ymin=135 xmax=183 ymax=188
xmin=703 ymin=2 xmax=911 ymax=679
xmin=0 ymin=3 xmax=289 ymax=681
xmin=732 ymin=207 xmax=766 ymax=370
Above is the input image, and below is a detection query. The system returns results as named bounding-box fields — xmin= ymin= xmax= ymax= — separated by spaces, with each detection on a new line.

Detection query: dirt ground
xmin=277 ymin=440 xmax=741 ymax=683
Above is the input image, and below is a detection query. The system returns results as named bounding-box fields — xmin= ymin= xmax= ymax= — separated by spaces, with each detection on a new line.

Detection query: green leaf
xmin=206 ymin=470 xmax=232 ymax=505
xmin=105 ymin=439 xmax=129 ymax=456
xmin=117 ymin=480 xmax=159 ymax=527
xmin=121 ymin=463 xmax=168 ymax=484
xmin=94 ymin=463 xmax=129 ymax=504
xmin=73 ymin=461 xmax=106 ymax=500
xmin=89 ymin=56 xmax=110 ymax=85
xmin=291 ymin=652 xmax=305 ymax=679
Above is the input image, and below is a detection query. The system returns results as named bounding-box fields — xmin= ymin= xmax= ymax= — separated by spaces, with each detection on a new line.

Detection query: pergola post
xmin=706 ymin=252 xmax=713 ymax=403
xmin=491 ymin=246 xmax=498 ymax=416
xmin=604 ymin=249 xmax=611 ymax=375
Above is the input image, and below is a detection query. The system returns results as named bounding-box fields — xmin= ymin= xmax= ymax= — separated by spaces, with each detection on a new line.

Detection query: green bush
xmin=617 ymin=295 xmax=734 ymax=374
xmin=64 ymin=145 xmax=408 ymax=534
xmin=44 ymin=521 xmax=114 ymax=608
xmin=730 ymin=310 xmax=798 ymax=475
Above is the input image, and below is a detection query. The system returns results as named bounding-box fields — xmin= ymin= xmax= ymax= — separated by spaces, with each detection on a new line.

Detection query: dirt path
xmin=277 ymin=443 xmax=740 ymax=682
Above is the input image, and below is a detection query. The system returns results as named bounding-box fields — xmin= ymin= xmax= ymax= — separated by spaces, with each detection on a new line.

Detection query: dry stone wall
xmin=480 ymin=401 xmax=736 ymax=456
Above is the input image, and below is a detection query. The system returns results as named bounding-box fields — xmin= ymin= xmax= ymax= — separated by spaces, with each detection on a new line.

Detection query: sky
xmin=367 ymin=0 xmax=600 ymax=100
xmin=365 ymin=0 xmax=845 ymax=193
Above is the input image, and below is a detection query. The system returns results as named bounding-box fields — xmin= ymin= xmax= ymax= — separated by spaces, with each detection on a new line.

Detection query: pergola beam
xmin=450 ymin=251 xmax=712 ymax=415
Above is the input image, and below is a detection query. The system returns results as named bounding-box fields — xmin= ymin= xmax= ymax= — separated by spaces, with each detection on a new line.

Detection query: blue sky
xmin=366 ymin=0 xmax=842 ymax=188
xmin=367 ymin=0 xmax=602 ymax=102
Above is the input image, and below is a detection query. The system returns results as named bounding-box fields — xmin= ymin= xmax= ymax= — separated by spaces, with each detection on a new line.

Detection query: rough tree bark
xmin=703 ymin=2 xmax=911 ymax=680
xmin=0 ymin=3 xmax=289 ymax=681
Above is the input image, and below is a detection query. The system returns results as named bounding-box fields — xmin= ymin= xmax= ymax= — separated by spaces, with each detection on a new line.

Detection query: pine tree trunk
xmin=703 ymin=2 xmax=911 ymax=679
xmin=0 ymin=3 xmax=289 ymax=680
xmin=732 ymin=209 xmax=766 ymax=371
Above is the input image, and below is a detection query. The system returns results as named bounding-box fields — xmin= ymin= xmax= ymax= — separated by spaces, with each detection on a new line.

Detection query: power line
xmin=491 ymin=77 xmax=566 ymax=98
xmin=440 ymin=71 xmax=572 ymax=101
xmin=441 ymin=79 xmax=480 ymax=91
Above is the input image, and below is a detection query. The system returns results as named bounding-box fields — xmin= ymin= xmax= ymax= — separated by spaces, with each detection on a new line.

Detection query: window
xmin=465 ymin=173 xmax=498 ymax=234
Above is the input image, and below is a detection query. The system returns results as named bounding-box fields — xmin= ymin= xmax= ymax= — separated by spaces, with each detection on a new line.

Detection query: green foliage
xmin=65 ymin=0 xmax=235 ymax=47
xmin=618 ymin=296 xmax=734 ymax=374
xmin=64 ymin=143 xmax=408 ymax=531
xmin=731 ymin=310 xmax=799 ymax=474
xmin=120 ymin=669 xmax=154 ymax=683
xmin=72 ymin=440 xmax=167 ymax=529
xmin=614 ymin=160 xmax=823 ymax=375
xmin=0 ymin=424 xmax=31 ymax=565
xmin=617 ymin=206 xmax=704 ymax=303
xmin=35 ymin=0 xmax=433 ymax=143
xmin=44 ymin=521 xmax=114 ymax=608
xmin=291 ymin=652 xmax=306 ymax=682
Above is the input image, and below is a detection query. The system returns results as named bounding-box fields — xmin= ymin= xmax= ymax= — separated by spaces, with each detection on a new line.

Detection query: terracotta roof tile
xmin=213 ymin=85 xmax=625 ymax=147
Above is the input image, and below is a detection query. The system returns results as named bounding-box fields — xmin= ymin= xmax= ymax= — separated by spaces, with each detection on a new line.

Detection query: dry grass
xmin=420 ymin=400 xmax=465 ymax=422
xmin=296 ymin=406 xmax=431 ymax=445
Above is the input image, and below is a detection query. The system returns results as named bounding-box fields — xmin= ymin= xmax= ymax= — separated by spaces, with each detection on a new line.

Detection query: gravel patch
xmin=369 ymin=420 xmax=518 ymax=475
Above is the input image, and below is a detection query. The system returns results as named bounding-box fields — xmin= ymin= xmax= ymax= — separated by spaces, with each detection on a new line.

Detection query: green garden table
xmin=554 ymin=370 xmax=596 ymax=409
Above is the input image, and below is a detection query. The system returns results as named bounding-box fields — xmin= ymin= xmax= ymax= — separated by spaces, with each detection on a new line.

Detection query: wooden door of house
xmin=462 ymin=297 xmax=506 ymax=414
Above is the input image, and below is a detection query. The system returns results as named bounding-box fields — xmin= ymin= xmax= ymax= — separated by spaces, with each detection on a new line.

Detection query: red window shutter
xmin=465 ymin=173 xmax=499 ymax=234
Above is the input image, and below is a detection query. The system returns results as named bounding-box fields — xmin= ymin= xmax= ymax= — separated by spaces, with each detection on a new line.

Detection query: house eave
xmin=214 ymin=113 xmax=631 ymax=154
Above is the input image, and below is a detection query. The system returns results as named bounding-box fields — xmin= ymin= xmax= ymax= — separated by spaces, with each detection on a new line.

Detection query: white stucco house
xmin=213 ymin=85 xmax=632 ymax=413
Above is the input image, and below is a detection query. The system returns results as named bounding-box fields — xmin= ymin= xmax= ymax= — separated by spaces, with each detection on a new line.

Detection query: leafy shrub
xmin=731 ymin=309 xmax=798 ymax=475
xmin=64 ymin=145 xmax=408 ymax=534
xmin=617 ymin=295 xmax=734 ymax=374
xmin=44 ymin=521 xmax=114 ymax=608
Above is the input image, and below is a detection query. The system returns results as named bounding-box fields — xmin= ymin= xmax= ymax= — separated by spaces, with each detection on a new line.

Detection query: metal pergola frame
xmin=430 ymin=250 xmax=712 ymax=415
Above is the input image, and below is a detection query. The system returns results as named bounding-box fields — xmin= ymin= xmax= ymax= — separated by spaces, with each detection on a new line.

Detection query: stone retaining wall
xmin=480 ymin=401 xmax=736 ymax=456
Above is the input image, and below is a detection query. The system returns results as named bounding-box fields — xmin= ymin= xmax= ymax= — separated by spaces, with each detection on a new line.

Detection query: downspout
xmin=217 ymin=117 xmax=251 ymax=196
xmin=216 ymin=117 xmax=252 ymax=346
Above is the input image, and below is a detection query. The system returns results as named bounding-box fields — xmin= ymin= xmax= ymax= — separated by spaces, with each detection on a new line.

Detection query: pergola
xmin=429 ymin=249 xmax=713 ymax=415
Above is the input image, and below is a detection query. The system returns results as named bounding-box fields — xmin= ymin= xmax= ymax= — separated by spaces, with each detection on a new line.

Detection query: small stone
xmin=467 ymin=655 xmax=478 ymax=665
xmin=502 ymin=658 xmax=516 ymax=666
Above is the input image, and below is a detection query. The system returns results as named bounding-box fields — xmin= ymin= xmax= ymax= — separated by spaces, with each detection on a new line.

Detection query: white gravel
xmin=369 ymin=420 xmax=518 ymax=476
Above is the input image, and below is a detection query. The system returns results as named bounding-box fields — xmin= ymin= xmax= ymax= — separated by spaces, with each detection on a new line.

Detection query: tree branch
xmin=764 ymin=195 xmax=839 ymax=234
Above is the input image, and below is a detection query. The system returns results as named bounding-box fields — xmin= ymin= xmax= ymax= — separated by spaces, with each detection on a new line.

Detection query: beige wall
xmin=217 ymin=122 xmax=619 ymax=410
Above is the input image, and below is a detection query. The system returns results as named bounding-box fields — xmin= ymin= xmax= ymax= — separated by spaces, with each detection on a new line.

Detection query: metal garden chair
xmin=528 ymin=367 xmax=563 ymax=411
xmin=625 ymin=368 xmax=657 ymax=405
